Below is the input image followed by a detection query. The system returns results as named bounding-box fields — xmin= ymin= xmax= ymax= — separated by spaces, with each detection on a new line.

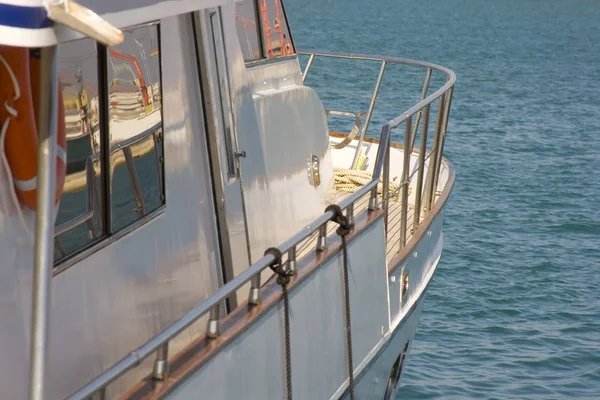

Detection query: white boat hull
xmin=154 ymin=207 xmax=446 ymax=400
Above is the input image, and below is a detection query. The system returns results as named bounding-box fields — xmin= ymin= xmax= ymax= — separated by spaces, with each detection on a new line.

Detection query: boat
xmin=0 ymin=0 xmax=455 ymax=399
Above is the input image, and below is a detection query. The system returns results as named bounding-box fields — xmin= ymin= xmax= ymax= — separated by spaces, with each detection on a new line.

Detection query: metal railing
xmin=66 ymin=51 xmax=455 ymax=400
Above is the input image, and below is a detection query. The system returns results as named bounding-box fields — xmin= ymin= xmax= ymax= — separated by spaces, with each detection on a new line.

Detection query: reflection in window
xmin=107 ymin=23 xmax=165 ymax=233
xmin=235 ymin=0 xmax=263 ymax=61
xmin=54 ymin=38 xmax=103 ymax=262
xmin=261 ymin=0 xmax=295 ymax=58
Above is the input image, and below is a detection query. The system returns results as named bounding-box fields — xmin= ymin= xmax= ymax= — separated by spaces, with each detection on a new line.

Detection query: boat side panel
xmin=0 ymin=14 xmax=223 ymax=400
xmin=388 ymin=209 xmax=445 ymax=326
xmin=340 ymin=288 xmax=427 ymax=400
xmin=164 ymin=217 xmax=389 ymax=400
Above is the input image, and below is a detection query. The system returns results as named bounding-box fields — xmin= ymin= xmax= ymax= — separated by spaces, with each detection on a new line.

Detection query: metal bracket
xmin=307 ymin=153 xmax=321 ymax=187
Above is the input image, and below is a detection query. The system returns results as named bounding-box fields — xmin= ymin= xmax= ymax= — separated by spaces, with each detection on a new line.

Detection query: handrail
xmin=66 ymin=50 xmax=455 ymax=400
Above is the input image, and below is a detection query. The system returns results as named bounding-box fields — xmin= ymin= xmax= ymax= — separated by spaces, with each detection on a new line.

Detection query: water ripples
xmin=287 ymin=0 xmax=600 ymax=397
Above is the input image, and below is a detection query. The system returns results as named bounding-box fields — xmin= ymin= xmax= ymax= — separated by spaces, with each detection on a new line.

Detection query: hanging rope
xmin=325 ymin=204 xmax=356 ymax=400
xmin=265 ymin=247 xmax=294 ymax=400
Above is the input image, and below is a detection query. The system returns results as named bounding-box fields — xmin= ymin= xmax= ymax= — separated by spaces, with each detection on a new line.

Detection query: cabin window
xmin=235 ymin=0 xmax=264 ymax=61
xmin=53 ymin=22 xmax=165 ymax=265
xmin=259 ymin=0 xmax=295 ymax=58
xmin=107 ymin=23 xmax=165 ymax=232
xmin=54 ymin=38 xmax=104 ymax=261
xmin=235 ymin=0 xmax=296 ymax=62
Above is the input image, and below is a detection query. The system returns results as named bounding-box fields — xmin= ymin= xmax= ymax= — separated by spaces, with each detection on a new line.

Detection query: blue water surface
xmin=286 ymin=0 xmax=600 ymax=398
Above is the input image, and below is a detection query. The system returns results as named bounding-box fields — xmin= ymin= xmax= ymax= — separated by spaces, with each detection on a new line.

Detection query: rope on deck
xmin=333 ymin=167 xmax=402 ymax=200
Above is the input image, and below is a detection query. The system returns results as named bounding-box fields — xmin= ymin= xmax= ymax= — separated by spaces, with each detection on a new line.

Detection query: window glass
xmin=261 ymin=0 xmax=295 ymax=58
xmin=54 ymin=38 xmax=104 ymax=262
xmin=53 ymin=23 xmax=165 ymax=265
xmin=235 ymin=0 xmax=263 ymax=61
xmin=107 ymin=23 xmax=165 ymax=233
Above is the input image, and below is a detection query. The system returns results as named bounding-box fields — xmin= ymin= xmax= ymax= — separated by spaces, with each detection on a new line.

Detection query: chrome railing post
xmin=288 ymin=246 xmax=297 ymax=274
xmin=425 ymin=95 xmax=446 ymax=212
xmin=346 ymin=203 xmax=355 ymax=227
xmin=370 ymin=124 xmax=389 ymax=211
xmin=317 ymin=223 xmax=328 ymax=251
xmin=368 ymin=185 xmax=379 ymax=211
xmin=152 ymin=343 xmax=169 ymax=381
xmin=248 ymin=274 xmax=261 ymax=305
xmin=382 ymin=137 xmax=390 ymax=236
xmin=413 ymin=104 xmax=430 ymax=229
xmin=410 ymin=68 xmax=432 ymax=147
xmin=351 ymin=60 xmax=387 ymax=169
xmin=206 ymin=305 xmax=221 ymax=338
xmin=301 ymin=53 xmax=315 ymax=83
xmin=432 ymin=88 xmax=453 ymax=199
xmin=399 ymin=116 xmax=412 ymax=250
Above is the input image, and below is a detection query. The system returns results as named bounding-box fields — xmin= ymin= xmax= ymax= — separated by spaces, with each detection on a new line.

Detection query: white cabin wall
xmin=220 ymin=5 xmax=334 ymax=265
xmin=0 ymin=14 xmax=225 ymax=400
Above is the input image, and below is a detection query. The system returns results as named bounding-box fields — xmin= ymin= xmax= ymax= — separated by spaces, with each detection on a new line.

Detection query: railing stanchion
xmin=413 ymin=105 xmax=430 ymax=229
xmin=424 ymin=95 xmax=445 ymax=212
xmin=249 ymin=274 xmax=261 ymax=305
xmin=432 ymin=88 xmax=453 ymax=199
xmin=410 ymin=68 xmax=432 ymax=148
xmin=301 ymin=53 xmax=315 ymax=83
xmin=382 ymin=137 xmax=391 ymax=237
xmin=346 ymin=203 xmax=355 ymax=227
xmin=399 ymin=117 xmax=412 ymax=250
xmin=368 ymin=186 xmax=379 ymax=211
xmin=288 ymin=246 xmax=297 ymax=274
xmin=317 ymin=223 xmax=328 ymax=251
xmin=351 ymin=60 xmax=387 ymax=169
xmin=206 ymin=305 xmax=221 ymax=338
xmin=152 ymin=343 xmax=169 ymax=381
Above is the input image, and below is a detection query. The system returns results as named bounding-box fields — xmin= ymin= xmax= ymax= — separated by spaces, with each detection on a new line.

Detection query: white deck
xmin=297 ymin=135 xmax=449 ymax=266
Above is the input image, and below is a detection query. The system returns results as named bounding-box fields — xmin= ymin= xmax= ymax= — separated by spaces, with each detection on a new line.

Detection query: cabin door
xmin=194 ymin=9 xmax=251 ymax=308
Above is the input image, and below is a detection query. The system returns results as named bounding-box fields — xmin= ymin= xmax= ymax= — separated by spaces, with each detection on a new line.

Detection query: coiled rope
xmin=333 ymin=167 xmax=401 ymax=200
xmin=325 ymin=204 xmax=356 ymax=399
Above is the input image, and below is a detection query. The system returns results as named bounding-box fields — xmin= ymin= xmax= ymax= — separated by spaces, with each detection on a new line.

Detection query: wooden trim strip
xmin=121 ymin=209 xmax=384 ymax=400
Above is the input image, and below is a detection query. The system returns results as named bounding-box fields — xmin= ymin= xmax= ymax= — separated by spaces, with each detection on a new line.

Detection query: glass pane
xmin=262 ymin=0 xmax=295 ymax=58
xmin=54 ymin=38 xmax=104 ymax=262
xmin=235 ymin=0 xmax=263 ymax=61
xmin=107 ymin=23 xmax=165 ymax=233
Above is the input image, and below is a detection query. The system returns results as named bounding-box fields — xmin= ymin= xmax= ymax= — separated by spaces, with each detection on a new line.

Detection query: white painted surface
xmin=0 ymin=16 xmax=225 ymax=400
xmin=167 ymin=217 xmax=389 ymax=400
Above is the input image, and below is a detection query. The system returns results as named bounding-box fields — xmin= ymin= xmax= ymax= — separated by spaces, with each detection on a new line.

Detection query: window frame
xmin=235 ymin=0 xmax=297 ymax=65
xmin=53 ymin=21 xmax=166 ymax=274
